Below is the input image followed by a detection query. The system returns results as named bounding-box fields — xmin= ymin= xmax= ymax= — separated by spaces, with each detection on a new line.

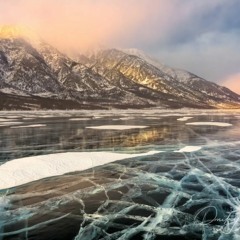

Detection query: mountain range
xmin=0 ymin=25 xmax=240 ymax=110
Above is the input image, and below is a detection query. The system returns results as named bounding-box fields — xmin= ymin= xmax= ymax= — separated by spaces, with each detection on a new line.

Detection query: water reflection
xmin=0 ymin=113 xmax=238 ymax=164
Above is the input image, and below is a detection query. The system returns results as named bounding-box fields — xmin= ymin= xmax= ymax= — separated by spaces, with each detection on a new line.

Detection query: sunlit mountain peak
xmin=0 ymin=25 xmax=40 ymax=43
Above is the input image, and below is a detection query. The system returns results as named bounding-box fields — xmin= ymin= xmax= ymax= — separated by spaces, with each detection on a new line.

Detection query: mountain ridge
xmin=0 ymin=26 xmax=239 ymax=110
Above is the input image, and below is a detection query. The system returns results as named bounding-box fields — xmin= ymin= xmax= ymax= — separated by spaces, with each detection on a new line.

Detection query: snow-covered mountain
xmin=0 ymin=26 xmax=240 ymax=110
xmin=83 ymin=48 xmax=240 ymax=108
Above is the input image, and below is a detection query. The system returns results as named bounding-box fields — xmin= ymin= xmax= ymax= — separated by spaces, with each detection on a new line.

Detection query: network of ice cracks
xmin=1 ymin=140 xmax=240 ymax=240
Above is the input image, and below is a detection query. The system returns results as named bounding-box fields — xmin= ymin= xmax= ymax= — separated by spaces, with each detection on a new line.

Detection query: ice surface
xmin=143 ymin=117 xmax=161 ymax=119
xmin=5 ymin=116 xmax=21 ymax=119
xmin=0 ymin=121 xmax=23 ymax=126
xmin=0 ymin=110 xmax=240 ymax=240
xmin=0 ymin=151 xmax=161 ymax=189
xmin=0 ymin=194 xmax=9 ymax=212
xmin=86 ymin=125 xmax=149 ymax=130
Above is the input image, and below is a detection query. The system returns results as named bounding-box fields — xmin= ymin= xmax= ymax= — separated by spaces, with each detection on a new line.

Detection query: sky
xmin=0 ymin=0 xmax=239 ymax=93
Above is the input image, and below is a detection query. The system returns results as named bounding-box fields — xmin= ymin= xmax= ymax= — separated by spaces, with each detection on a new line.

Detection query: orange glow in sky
xmin=222 ymin=74 xmax=240 ymax=94
xmin=0 ymin=0 xmax=155 ymax=51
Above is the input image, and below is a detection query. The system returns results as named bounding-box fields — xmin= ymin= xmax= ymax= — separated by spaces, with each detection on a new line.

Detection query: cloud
xmin=150 ymin=30 xmax=240 ymax=83
xmin=1 ymin=0 xmax=227 ymax=50
xmin=0 ymin=0 xmax=153 ymax=50
xmin=222 ymin=73 xmax=240 ymax=94
xmin=0 ymin=0 xmax=238 ymax=51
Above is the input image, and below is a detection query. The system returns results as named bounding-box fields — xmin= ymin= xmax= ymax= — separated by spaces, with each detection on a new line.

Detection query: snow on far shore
xmin=0 ymin=151 xmax=161 ymax=189
xmin=175 ymin=146 xmax=202 ymax=152
xmin=86 ymin=125 xmax=148 ymax=130
xmin=186 ymin=122 xmax=232 ymax=127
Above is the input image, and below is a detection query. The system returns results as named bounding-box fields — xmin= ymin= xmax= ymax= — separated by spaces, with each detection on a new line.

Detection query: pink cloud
xmin=0 ymin=0 xmax=157 ymax=50
xmin=0 ymin=0 xmax=183 ymax=51
xmin=0 ymin=0 xmax=233 ymax=51
xmin=222 ymin=73 xmax=240 ymax=94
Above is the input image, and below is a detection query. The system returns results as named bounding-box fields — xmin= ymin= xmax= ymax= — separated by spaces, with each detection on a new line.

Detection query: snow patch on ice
xmin=175 ymin=146 xmax=202 ymax=152
xmin=10 ymin=124 xmax=46 ymax=129
xmin=119 ymin=117 xmax=135 ymax=120
xmin=69 ymin=118 xmax=91 ymax=121
xmin=186 ymin=122 xmax=232 ymax=127
xmin=39 ymin=115 xmax=56 ymax=118
xmin=177 ymin=117 xmax=193 ymax=121
xmin=86 ymin=125 xmax=148 ymax=130
xmin=22 ymin=118 xmax=35 ymax=120
xmin=0 ymin=151 xmax=161 ymax=189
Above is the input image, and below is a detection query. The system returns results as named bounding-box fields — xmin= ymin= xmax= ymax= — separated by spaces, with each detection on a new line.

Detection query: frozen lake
xmin=1 ymin=109 xmax=240 ymax=240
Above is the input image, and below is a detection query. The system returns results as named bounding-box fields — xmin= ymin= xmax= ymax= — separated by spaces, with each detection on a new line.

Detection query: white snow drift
xmin=11 ymin=124 xmax=46 ymax=129
xmin=175 ymin=146 xmax=202 ymax=152
xmin=186 ymin=122 xmax=232 ymax=127
xmin=177 ymin=117 xmax=193 ymax=121
xmin=0 ymin=151 xmax=161 ymax=189
xmin=86 ymin=125 xmax=148 ymax=130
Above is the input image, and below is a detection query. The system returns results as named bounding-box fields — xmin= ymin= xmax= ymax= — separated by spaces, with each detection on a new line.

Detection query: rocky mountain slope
xmin=0 ymin=26 xmax=239 ymax=110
